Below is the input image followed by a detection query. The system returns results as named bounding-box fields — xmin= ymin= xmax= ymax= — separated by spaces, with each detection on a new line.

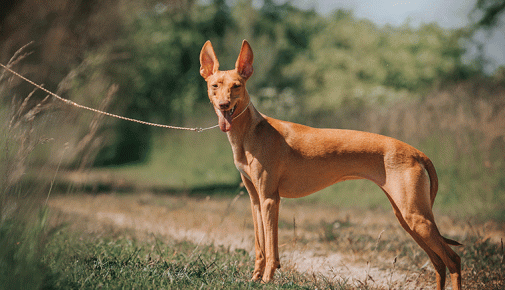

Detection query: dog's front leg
xmin=259 ymin=192 xmax=280 ymax=283
xmin=242 ymin=175 xmax=266 ymax=281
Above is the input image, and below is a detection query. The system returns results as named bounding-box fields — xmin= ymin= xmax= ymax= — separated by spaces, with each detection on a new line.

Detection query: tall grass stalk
xmin=45 ymin=142 xmax=68 ymax=206
xmin=1 ymin=43 xmax=117 ymax=289
xmin=0 ymin=43 xmax=53 ymax=290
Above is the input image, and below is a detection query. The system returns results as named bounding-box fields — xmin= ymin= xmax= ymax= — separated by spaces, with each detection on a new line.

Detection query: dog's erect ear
xmin=235 ymin=40 xmax=254 ymax=80
xmin=200 ymin=40 xmax=220 ymax=80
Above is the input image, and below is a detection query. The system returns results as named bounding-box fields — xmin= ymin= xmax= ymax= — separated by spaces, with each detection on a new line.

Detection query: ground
xmin=48 ymin=191 xmax=504 ymax=289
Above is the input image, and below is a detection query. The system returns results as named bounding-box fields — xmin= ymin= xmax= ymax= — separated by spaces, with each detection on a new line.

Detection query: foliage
xmin=472 ymin=0 xmax=505 ymax=29
xmin=0 ymin=0 xmax=483 ymax=166
xmin=282 ymin=11 xmax=472 ymax=114
xmin=90 ymin=1 xmax=474 ymax=165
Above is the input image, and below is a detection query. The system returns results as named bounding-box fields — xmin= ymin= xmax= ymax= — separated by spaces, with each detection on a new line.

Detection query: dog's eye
xmin=212 ymin=84 xmax=218 ymax=88
xmin=232 ymin=84 xmax=241 ymax=89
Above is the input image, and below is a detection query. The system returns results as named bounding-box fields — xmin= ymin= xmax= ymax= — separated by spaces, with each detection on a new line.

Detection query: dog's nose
xmin=219 ymin=100 xmax=231 ymax=110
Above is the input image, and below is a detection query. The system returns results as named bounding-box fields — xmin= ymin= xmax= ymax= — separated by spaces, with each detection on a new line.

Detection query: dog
xmin=199 ymin=40 xmax=461 ymax=290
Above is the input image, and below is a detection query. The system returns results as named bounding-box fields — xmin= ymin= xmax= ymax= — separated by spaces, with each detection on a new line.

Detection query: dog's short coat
xmin=200 ymin=40 xmax=461 ymax=290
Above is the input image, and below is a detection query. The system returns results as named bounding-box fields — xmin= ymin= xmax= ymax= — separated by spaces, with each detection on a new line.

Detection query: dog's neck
xmin=225 ymin=94 xmax=261 ymax=149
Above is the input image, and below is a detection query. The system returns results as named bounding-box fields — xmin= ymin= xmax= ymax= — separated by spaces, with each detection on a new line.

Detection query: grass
xmin=110 ymin=127 xmax=238 ymax=188
xmin=1 ymin=110 xmax=502 ymax=290
xmin=104 ymin=122 xmax=505 ymax=222
xmin=41 ymin=226 xmax=348 ymax=289
xmin=105 ymin=127 xmax=505 ymax=222
xmin=0 ymin=206 xmax=50 ymax=290
xmin=2 ymin=185 xmax=504 ymax=289
xmin=1 ymin=193 xmax=498 ymax=290
xmin=461 ymin=237 xmax=505 ymax=289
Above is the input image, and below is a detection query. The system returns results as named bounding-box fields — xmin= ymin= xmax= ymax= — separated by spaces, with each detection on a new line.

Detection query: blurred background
xmin=1 ymin=0 xmax=504 ymax=219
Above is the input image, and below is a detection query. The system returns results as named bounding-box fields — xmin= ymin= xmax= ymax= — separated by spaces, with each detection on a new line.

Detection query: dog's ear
xmin=235 ymin=40 xmax=254 ymax=80
xmin=200 ymin=40 xmax=220 ymax=80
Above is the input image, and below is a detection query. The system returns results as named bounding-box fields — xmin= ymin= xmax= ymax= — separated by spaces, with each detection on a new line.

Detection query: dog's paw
xmin=251 ymin=271 xmax=262 ymax=282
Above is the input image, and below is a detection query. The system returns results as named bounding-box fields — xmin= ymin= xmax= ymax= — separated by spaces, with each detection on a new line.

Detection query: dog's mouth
xmin=218 ymin=104 xmax=237 ymax=132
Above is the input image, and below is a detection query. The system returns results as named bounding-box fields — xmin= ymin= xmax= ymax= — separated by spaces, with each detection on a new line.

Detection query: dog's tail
xmin=444 ymin=236 xmax=463 ymax=246
xmin=417 ymin=153 xmax=439 ymax=208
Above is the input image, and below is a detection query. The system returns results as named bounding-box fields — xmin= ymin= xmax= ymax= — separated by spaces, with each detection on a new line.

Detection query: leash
xmin=0 ymin=63 xmax=248 ymax=132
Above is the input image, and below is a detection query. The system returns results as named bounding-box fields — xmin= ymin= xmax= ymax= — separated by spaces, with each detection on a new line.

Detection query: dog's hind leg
xmin=382 ymin=165 xmax=461 ymax=290
xmin=404 ymin=212 xmax=461 ymax=290
xmin=387 ymin=198 xmax=448 ymax=290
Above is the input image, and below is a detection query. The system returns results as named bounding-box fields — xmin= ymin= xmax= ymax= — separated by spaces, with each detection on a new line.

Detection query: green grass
xmin=2 ymin=199 xmax=503 ymax=289
xmin=110 ymin=128 xmax=238 ymax=188
xmin=293 ymin=180 xmax=390 ymax=211
xmin=41 ymin=227 xmax=348 ymax=290
xmin=419 ymin=133 xmax=505 ymax=221
xmin=0 ymin=205 xmax=52 ymax=290
xmin=110 ymin=127 xmax=504 ymax=222
xmin=107 ymin=126 xmax=505 ymax=222
xmin=0 ymin=201 xmax=350 ymax=289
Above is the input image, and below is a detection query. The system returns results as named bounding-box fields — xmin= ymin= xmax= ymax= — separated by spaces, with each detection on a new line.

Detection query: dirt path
xmin=48 ymin=192 xmax=500 ymax=289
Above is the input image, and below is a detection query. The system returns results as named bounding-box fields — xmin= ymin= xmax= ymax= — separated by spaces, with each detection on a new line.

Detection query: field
xmin=1 ymin=103 xmax=504 ymax=289
xmin=1 ymin=25 xmax=504 ymax=289
xmin=24 ymin=188 xmax=500 ymax=289
xmin=1 ymin=86 xmax=504 ymax=289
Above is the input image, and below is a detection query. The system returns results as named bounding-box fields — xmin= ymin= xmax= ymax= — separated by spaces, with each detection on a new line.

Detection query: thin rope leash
xmin=0 ymin=63 xmax=248 ymax=132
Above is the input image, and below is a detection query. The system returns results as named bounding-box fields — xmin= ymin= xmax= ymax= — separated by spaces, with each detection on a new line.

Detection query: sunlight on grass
xmin=292 ymin=180 xmax=391 ymax=211
xmin=42 ymin=229 xmax=349 ymax=289
xmin=111 ymin=129 xmax=238 ymax=188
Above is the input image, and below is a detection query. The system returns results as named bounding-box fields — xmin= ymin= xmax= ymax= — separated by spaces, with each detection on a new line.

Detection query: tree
xmin=472 ymin=0 xmax=505 ymax=29
xmin=280 ymin=11 xmax=470 ymax=117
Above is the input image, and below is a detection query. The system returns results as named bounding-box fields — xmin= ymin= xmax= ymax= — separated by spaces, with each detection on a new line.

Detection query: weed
xmin=460 ymin=237 xmax=505 ymax=289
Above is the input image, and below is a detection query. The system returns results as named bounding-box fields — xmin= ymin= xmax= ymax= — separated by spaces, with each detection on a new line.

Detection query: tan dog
xmin=200 ymin=40 xmax=461 ymax=290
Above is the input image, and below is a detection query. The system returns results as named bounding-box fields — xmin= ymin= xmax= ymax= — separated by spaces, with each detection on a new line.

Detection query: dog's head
xmin=200 ymin=40 xmax=253 ymax=132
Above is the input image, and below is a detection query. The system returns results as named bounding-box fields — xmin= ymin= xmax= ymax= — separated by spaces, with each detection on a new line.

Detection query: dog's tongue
xmin=219 ymin=110 xmax=233 ymax=132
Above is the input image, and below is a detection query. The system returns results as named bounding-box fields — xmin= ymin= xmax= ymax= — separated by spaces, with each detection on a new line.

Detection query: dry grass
xmin=48 ymin=192 xmax=504 ymax=289
xmin=0 ymin=44 xmax=121 ymax=289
